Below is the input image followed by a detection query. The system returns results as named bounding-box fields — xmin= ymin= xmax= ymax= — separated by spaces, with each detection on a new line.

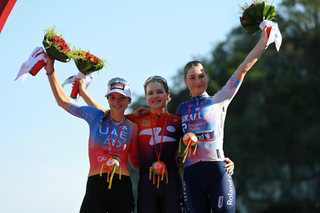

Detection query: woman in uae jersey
xmin=44 ymin=55 xmax=139 ymax=213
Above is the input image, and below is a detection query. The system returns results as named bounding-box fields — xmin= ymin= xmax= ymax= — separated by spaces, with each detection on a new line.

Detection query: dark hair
xmin=183 ymin=61 xmax=209 ymax=78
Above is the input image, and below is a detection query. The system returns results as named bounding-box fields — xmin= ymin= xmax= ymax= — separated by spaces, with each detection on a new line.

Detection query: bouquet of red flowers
xmin=62 ymin=48 xmax=107 ymax=99
xmin=15 ymin=26 xmax=73 ymax=82
xmin=73 ymin=49 xmax=106 ymax=74
xmin=42 ymin=27 xmax=72 ymax=63
xmin=25 ymin=27 xmax=73 ymax=77
xmin=239 ymin=0 xmax=276 ymax=35
xmin=239 ymin=1 xmax=282 ymax=51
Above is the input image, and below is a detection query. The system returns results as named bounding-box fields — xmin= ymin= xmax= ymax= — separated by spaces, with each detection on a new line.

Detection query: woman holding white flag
xmin=44 ymin=55 xmax=139 ymax=213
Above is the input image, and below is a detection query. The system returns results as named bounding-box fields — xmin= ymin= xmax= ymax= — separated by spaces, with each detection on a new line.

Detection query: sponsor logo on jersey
xmin=139 ymin=126 xmax=177 ymax=145
xmin=219 ymin=106 xmax=225 ymax=129
xmin=216 ymin=149 xmax=221 ymax=158
xmin=181 ymin=112 xmax=203 ymax=123
xmin=103 ymin=137 xmax=122 ymax=150
xmin=141 ymin=119 xmax=151 ymax=127
xmin=195 ymin=131 xmax=215 ymax=141
xmin=97 ymin=156 xmax=107 ymax=162
xmin=97 ymin=152 xmax=120 ymax=162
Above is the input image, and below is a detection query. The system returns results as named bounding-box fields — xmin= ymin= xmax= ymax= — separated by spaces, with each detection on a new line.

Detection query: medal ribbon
xmin=99 ymin=115 xmax=125 ymax=189
xmin=108 ymin=115 xmax=125 ymax=158
xmin=150 ymin=114 xmax=169 ymax=188
xmin=150 ymin=114 xmax=168 ymax=161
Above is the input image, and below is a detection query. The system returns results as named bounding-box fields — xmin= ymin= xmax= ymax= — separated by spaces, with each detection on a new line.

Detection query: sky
xmin=0 ymin=0 xmax=281 ymax=212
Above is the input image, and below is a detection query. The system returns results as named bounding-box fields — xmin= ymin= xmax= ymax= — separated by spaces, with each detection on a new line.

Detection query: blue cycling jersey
xmin=175 ymin=74 xmax=241 ymax=167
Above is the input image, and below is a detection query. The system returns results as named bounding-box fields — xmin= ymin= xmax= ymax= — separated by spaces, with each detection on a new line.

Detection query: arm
xmin=128 ymin=123 xmax=140 ymax=170
xmin=234 ymin=27 xmax=269 ymax=82
xmin=79 ymin=80 xmax=107 ymax=112
xmin=44 ymin=55 xmax=70 ymax=111
xmin=133 ymin=106 xmax=151 ymax=118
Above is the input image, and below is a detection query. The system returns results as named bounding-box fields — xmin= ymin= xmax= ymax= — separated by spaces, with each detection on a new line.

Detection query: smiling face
xmin=184 ymin=64 xmax=209 ymax=97
xmin=145 ymin=82 xmax=170 ymax=114
xmin=107 ymin=92 xmax=131 ymax=114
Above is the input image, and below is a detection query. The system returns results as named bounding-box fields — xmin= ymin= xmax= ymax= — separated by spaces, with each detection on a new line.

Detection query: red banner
xmin=0 ymin=0 xmax=17 ymax=34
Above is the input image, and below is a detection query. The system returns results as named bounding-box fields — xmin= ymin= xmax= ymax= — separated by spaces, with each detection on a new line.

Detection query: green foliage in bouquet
xmin=72 ymin=48 xmax=107 ymax=75
xmin=239 ymin=0 xmax=277 ymax=35
xmin=43 ymin=27 xmax=73 ymax=62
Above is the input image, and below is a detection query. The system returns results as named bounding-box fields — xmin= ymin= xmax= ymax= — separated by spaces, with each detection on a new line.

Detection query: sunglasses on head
xmin=144 ymin=75 xmax=167 ymax=86
xmin=108 ymin=77 xmax=129 ymax=90
xmin=108 ymin=77 xmax=129 ymax=86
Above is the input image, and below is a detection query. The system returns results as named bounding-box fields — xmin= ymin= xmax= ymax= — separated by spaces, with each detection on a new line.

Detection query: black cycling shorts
xmin=183 ymin=161 xmax=236 ymax=213
xmin=80 ymin=173 xmax=135 ymax=213
xmin=137 ymin=172 xmax=184 ymax=213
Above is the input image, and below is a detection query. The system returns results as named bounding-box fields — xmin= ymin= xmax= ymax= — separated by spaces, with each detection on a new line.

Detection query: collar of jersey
xmin=191 ymin=92 xmax=209 ymax=102
xmin=150 ymin=112 xmax=164 ymax=117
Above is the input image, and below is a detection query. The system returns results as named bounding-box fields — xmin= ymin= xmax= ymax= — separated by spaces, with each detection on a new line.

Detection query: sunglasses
xmin=108 ymin=77 xmax=130 ymax=91
xmin=108 ymin=77 xmax=129 ymax=86
xmin=144 ymin=75 xmax=167 ymax=86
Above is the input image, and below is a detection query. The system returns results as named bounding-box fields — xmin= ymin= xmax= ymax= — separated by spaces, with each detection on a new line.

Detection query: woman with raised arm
xmin=80 ymin=75 xmax=235 ymax=213
xmin=44 ymin=55 xmax=139 ymax=213
xmin=175 ymin=27 xmax=269 ymax=213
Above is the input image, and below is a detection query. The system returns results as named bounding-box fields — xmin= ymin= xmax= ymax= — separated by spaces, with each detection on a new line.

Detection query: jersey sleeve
xmin=128 ymin=122 xmax=140 ymax=170
xmin=125 ymin=113 xmax=138 ymax=123
xmin=212 ymin=74 xmax=242 ymax=104
xmin=67 ymin=101 xmax=101 ymax=125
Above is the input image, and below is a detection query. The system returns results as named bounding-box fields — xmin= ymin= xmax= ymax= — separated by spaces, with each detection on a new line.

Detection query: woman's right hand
xmin=133 ymin=106 xmax=151 ymax=118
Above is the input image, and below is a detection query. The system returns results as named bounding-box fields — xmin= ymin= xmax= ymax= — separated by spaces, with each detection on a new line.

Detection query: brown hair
xmin=183 ymin=61 xmax=209 ymax=78
xmin=98 ymin=110 xmax=110 ymax=126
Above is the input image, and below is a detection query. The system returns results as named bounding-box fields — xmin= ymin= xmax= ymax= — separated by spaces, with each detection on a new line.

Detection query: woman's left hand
xmin=78 ymin=79 xmax=87 ymax=97
xmin=44 ymin=53 xmax=55 ymax=73
xmin=261 ymin=26 xmax=269 ymax=43
xmin=224 ymin=157 xmax=234 ymax=175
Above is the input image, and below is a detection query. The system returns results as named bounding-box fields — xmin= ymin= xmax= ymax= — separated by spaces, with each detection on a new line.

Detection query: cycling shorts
xmin=183 ymin=161 xmax=236 ymax=213
xmin=80 ymin=173 xmax=135 ymax=213
xmin=137 ymin=172 xmax=184 ymax=213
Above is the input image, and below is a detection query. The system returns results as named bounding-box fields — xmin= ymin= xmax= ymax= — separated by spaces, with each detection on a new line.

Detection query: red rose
xmin=94 ymin=57 xmax=99 ymax=64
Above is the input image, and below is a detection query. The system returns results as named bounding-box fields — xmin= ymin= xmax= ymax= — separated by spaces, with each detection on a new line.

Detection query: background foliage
xmin=130 ymin=0 xmax=320 ymax=212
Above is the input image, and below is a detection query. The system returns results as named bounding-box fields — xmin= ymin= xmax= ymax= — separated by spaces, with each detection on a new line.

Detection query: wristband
xmin=46 ymin=69 xmax=55 ymax=76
